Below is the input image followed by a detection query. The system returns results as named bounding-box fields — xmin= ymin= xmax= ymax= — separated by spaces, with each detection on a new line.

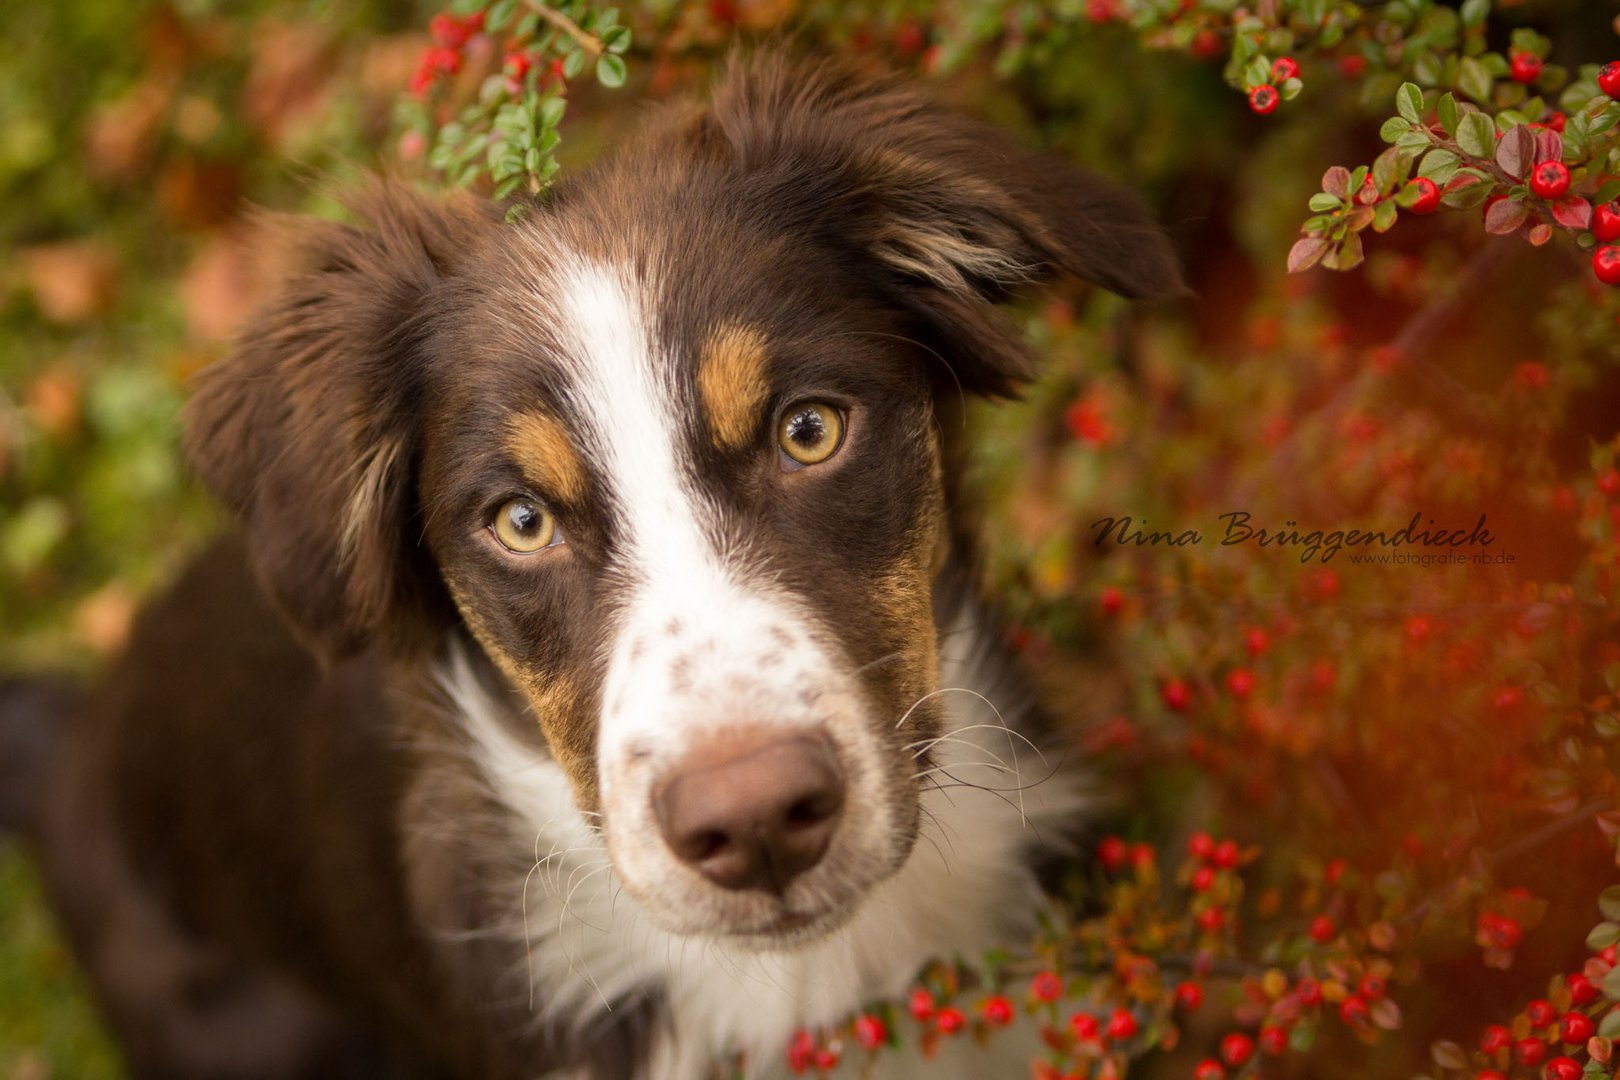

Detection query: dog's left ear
xmin=702 ymin=55 xmax=1187 ymax=395
xmin=183 ymin=185 xmax=493 ymax=660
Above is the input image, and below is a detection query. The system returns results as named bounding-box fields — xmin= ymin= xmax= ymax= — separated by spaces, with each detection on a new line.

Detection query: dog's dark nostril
xmin=653 ymin=730 xmax=845 ymax=896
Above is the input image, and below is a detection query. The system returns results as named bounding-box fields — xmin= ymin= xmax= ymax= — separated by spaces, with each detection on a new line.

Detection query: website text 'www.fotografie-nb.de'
xmin=1089 ymin=511 xmax=1515 ymax=567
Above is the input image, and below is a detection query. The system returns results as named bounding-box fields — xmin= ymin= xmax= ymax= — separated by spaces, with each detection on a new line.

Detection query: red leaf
xmin=1494 ymin=124 xmax=1534 ymax=179
xmin=1484 ymin=198 xmax=1529 ymax=234
xmin=1444 ymin=172 xmax=1483 ymax=193
xmin=1551 ymin=197 xmax=1592 ymax=230
xmin=1288 ymin=236 xmax=1329 ymax=273
xmin=1527 ymin=222 xmax=1554 ymax=246
xmin=1322 ymin=166 xmax=1352 ymax=199
xmin=1533 ymin=127 xmax=1563 ymax=165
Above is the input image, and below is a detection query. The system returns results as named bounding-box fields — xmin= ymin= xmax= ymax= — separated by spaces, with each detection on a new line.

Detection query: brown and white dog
xmin=3 ymin=54 xmax=1180 ymax=1078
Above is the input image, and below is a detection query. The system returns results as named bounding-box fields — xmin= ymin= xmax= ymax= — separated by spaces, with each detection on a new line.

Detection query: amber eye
xmin=491 ymin=498 xmax=558 ymax=554
xmin=777 ymin=402 xmax=845 ymax=467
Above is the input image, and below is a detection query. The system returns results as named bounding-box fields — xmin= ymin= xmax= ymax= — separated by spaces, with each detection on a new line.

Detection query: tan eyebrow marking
xmin=696 ymin=323 xmax=771 ymax=451
xmin=504 ymin=410 xmax=587 ymax=504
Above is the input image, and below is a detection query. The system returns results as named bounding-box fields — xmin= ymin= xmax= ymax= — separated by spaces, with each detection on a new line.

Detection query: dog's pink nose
xmin=654 ymin=731 xmax=845 ymax=894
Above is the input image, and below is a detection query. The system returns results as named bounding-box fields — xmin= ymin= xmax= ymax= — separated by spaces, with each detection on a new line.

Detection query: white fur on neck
xmin=437 ymin=605 xmax=1086 ymax=1078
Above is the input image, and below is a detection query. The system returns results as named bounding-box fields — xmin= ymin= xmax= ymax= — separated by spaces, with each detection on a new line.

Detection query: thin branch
xmin=521 ymin=0 xmax=601 ymax=56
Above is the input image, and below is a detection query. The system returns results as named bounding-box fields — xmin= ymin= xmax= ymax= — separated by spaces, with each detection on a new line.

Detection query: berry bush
xmin=5 ymin=1 xmax=1620 ymax=1078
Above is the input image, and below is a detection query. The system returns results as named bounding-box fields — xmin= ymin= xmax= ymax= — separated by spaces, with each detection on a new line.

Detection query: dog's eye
xmin=491 ymin=498 xmax=559 ymax=554
xmin=777 ymin=402 xmax=845 ymax=467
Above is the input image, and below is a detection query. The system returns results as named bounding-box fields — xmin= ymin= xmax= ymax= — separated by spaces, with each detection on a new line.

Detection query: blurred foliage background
xmin=5 ymin=0 xmax=1620 ymax=1077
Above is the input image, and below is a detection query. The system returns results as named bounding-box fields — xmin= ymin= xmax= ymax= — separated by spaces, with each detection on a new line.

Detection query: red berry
xmin=1324 ymin=858 xmax=1347 ymax=886
xmin=1478 ymin=1073 xmax=1507 ymax=1080
xmin=787 ymin=1029 xmax=816 ymax=1073
xmin=1510 ymin=51 xmax=1544 ymax=83
xmin=1530 ymin=161 xmax=1571 ymax=200
xmin=1259 ymin=1026 xmax=1288 ymax=1055
xmin=503 ymin=51 xmax=531 ymax=80
xmin=1098 ymin=836 xmax=1129 ymax=872
xmin=1594 ymin=202 xmax=1620 ymax=242
xmin=1297 ymin=978 xmax=1323 ymax=1007
xmin=1405 ymin=176 xmax=1441 ymax=214
xmin=854 ymin=1013 xmax=886 ymax=1049
xmin=1339 ymin=995 xmax=1370 ymax=1026
xmin=1175 ymin=981 xmax=1205 ymax=1011
xmin=1548 ymin=111 xmax=1567 ymax=131
xmin=982 ymin=996 xmax=1015 ymax=1027
xmin=1527 ymin=999 xmax=1556 ymax=1029
xmin=1032 ymin=971 xmax=1064 ymax=1003
xmin=707 ymin=0 xmax=739 ymax=24
xmin=1197 ymin=906 xmax=1226 ymax=933
xmin=1194 ymin=1062 xmax=1226 ymax=1080
xmin=909 ymin=988 xmax=935 ymax=1022
xmin=1559 ymin=1011 xmax=1594 ymax=1043
xmin=813 ymin=1046 xmax=840 ymax=1071
xmin=1359 ymin=974 xmax=1387 ymax=1000
xmin=1600 ymin=468 xmax=1620 ymax=495
xmin=1602 ymin=944 xmax=1618 ymax=965
xmin=1189 ymin=832 xmax=1216 ymax=860
xmin=936 ymin=1006 xmax=966 ymax=1035
xmin=1162 ymin=678 xmax=1191 ymax=711
xmin=1569 ymin=972 xmax=1602 ymax=1005
xmin=1191 ymin=865 xmax=1216 ymax=891
xmin=1220 ymin=1032 xmax=1255 ymax=1067
xmin=1224 ymin=667 xmax=1254 ymax=698
xmin=1545 ymin=1057 xmax=1582 ymax=1080
xmin=1069 ymin=1011 xmax=1100 ymax=1039
xmin=1131 ymin=843 xmax=1155 ymax=871
xmin=1271 ymin=56 xmax=1299 ymax=81
xmin=1249 ymin=84 xmax=1280 ymax=115
xmin=1100 ymin=585 xmax=1124 ymax=615
xmin=1601 ymin=61 xmax=1620 ymax=99
xmin=1595 ymin=245 xmax=1620 ymax=286
xmin=1339 ymin=53 xmax=1367 ymax=77
xmin=1213 ymin=839 xmax=1240 ymax=869
xmin=429 ymin=13 xmax=471 ymax=48
xmin=1107 ymin=1008 xmax=1139 ymax=1040
xmin=1244 ymin=627 xmax=1270 ymax=657
xmin=1515 ymin=1037 xmax=1547 ymax=1066
xmin=1481 ymin=1024 xmax=1512 ymax=1054
xmin=893 ymin=19 xmax=926 ymax=56
xmin=1308 ymin=915 xmax=1336 ymax=944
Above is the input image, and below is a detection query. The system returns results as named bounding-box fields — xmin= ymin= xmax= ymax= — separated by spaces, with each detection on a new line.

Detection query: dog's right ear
xmin=183 ymin=185 xmax=493 ymax=661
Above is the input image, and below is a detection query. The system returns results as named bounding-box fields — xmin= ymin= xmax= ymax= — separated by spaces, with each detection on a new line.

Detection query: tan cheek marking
xmin=504 ymin=411 xmax=587 ymax=505
xmin=446 ymin=578 xmax=600 ymax=811
xmin=697 ymin=323 xmax=771 ymax=451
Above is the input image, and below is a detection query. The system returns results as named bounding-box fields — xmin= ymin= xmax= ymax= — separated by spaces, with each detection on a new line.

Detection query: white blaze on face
xmin=544 ymin=256 xmax=893 ymax=931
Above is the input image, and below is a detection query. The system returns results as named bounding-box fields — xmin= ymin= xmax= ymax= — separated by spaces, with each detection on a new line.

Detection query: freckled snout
xmin=653 ymin=730 xmax=845 ymax=895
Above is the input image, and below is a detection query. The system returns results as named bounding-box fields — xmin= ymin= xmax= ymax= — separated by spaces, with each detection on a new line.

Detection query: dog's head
xmin=185 ymin=56 xmax=1180 ymax=945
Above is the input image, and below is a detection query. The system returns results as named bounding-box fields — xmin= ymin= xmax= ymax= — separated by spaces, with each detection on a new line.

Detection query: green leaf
xmin=1418 ymin=149 xmax=1459 ymax=180
xmin=596 ymin=53 xmax=628 ymax=89
xmin=1397 ymin=82 xmax=1424 ymax=124
xmin=1457 ymin=111 xmax=1496 ymax=157
xmin=603 ymin=25 xmax=632 ymax=54
xmin=1589 ymin=921 xmax=1620 ymax=950
xmin=1458 ymin=56 xmax=1494 ymax=104
xmin=1438 ymin=92 xmax=1460 ymax=135
xmin=1460 ymin=0 xmax=1488 ymax=28
xmin=1600 ymin=886 xmax=1620 ymax=922
xmin=1372 ymin=200 xmax=1398 ymax=232
xmin=1604 ymin=963 xmax=1620 ymax=1001
xmin=1602 ymin=1009 xmax=1620 ymax=1039
xmin=1381 ymin=116 xmax=1411 ymax=143
xmin=486 ymin=0 xmax=518 ymax=32
xmin=1396 ymin=131 xmax=1433 ymax=153
xmin=563 ymin=47 xmax=588 ymax=79
xmin=1431 ymin=1042 xmax=1468 ymax=1070
xmin=1309 ymin=193 xmax=1343 ymax=212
